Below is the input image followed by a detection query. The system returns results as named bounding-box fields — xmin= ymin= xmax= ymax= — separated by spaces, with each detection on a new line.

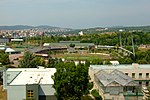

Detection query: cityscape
xmin=0 ymin=0 xmax=150 ymax=100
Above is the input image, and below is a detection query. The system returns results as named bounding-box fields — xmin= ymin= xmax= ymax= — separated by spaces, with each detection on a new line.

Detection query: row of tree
xmin=19 ymin=51 xmax=59 ymax=68
xmin=27 ymin=31 xmax=150 ymax=46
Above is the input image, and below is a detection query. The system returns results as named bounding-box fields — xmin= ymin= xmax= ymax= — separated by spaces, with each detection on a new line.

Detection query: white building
xmin=3 ymin=68 xmax=56 ymax=100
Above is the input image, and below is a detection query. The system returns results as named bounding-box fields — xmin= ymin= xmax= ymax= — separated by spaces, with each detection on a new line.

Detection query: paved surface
xmin=9 ymin=52 xmax=24 ymax=67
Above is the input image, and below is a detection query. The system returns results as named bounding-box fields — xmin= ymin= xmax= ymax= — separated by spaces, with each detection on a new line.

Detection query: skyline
xmin=0 ymin=0 xmax=150 ymax=29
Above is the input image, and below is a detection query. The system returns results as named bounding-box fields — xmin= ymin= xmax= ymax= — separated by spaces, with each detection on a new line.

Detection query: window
xmin=146 ymin=73 xmax=149 ymax=78
xmin=139 ymin=81 xmax=142 ymax=85
xmin=132 ymin=73 xmax=135 ymax=78
xmin=139 ymin=73 xmax=142 ymax=78
xmin=125 ymin=73 xmax=128 ymax=76
xmin=27 ymin=90 xmax=33 ymax=98
xmin=146 ymin=82 xmax=149 ymax=86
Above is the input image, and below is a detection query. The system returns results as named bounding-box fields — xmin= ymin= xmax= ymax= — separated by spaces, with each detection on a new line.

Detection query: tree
xmin=52 ymin=62 xmax=91 ymax=100
xmin=91 ymin=89 xmax=102 ymax=100
xmin=119 ymin=57 xmax=133 ymax=64
xmin=19 ymin=51 xmax=37 ymax=68
xmin=69 ymin=43 xmax=75 ymax=48
xmin=33 ymin=57 xmax=45 ymax=66
xmin=0 ymin=50 xmax=9 ymax=65
xmin=47 ymin=50 xmax=60 ymax=68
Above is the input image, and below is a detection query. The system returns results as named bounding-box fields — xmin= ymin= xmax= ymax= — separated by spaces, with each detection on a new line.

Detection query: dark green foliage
xmin=52 ymin=62 xmax=92 ymax=100
xmin=29 ymin=31 xmax=150 ymax=46
xmin=19 ymin=51 xmax=37 ymax=68
xmin=0 ymin=50 xmax=9 ymax=65
xmin=69 ymin=43 xmax=75 ymax=48
xmin=135 ymin=50 xmax=150 ymax=64
xmin=119 ymin=58 xmax=133 ymax=64
xmin=33 ymin=57 xmax=45 ymax=66
xmin=91 ymin=59 xmax=103 ymax=65
xmin=91 ymin=89 xmax=102 ymax=100
xmin=87 ymin=82 xmax=93 ymax=90
xmin=81 ymin=96 xmax=93 ymax=100
xmin=19 ymin=51 xmax=46 ymax=68
xmin=47 ymin=51 xmax=61 ymax=68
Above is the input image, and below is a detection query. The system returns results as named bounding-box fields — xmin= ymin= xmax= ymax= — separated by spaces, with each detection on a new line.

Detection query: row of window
xmin=139 ymin=81 xmax=149 ymax=86
xmin=125 ymin=73 xmax=149 ymax=78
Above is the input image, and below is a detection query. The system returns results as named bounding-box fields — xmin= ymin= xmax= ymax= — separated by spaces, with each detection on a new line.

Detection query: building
xmin=89 ymin=64 xmax=150 ymax=100
xmin=3 ymin=68 xmax=56 ymax=100
xmin=139 ymin=44 xmax=150 ymax=49
xmin=90 ymin=64 xmax=150 ymax=86
xmin=94 ymin=69 xmax=141 ymax=100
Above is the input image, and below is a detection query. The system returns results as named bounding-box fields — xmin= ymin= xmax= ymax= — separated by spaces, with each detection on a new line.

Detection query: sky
xmin=0 ymin=0 xmax=150 ymax=29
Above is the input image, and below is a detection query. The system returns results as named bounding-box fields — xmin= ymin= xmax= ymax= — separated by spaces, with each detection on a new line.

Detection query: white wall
xmin=7 ymin=85 xmax=26 ymax=100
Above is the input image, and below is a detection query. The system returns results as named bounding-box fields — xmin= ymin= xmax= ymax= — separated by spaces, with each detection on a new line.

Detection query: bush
xmin=88 ymin=82 xmax=93 ymax=90
xmin=91 ymin=89 xmax=102 ymax=100
xmin=81 ymin=95 xmax=93 ymax=100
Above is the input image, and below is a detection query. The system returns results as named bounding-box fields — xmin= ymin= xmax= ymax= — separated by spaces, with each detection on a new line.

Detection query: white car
xmin=142 ymin=87 xmax=149 ymax=94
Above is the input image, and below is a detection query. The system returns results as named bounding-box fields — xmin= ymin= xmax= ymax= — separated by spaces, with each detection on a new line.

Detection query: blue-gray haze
xmin=0 ymin=0 xmax=150 ymax=29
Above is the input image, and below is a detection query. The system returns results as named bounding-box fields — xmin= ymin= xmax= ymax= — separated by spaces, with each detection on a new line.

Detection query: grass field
xmin=52 ymin=53 xmax=111 ymax=61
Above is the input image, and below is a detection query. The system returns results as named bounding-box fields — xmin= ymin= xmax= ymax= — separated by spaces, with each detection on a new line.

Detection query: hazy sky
xmin=0 ymin=0 xmax=150 ymax=28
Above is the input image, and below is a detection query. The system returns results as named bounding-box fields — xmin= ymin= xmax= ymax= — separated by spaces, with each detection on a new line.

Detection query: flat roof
xmin=90 ymin=64 xmax=150 ymax=70
xmin=11 ymin=39 xmax=23 ymax=42
xmin=9 ymin=68 xmax=56 ymax=85
xmin=43 ymin=43 xmax=94 ymax=47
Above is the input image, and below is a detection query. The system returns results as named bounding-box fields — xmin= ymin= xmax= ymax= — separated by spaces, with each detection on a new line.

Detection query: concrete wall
xmin=39 ymin=84 xmax=55 ymax=95
xmin=39 ymin=84 xmax=56 ymax=100
xmin=7 ymin=85 xmax=26 ymax=100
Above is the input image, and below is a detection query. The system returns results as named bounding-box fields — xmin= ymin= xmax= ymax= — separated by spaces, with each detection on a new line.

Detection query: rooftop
xmin=90 ymin=64 xmax=150 ymax=70
xmin=8 ymin=68 xmax=56 ymax=85
xmin=95 ymin=69 xmax=137 ymax=86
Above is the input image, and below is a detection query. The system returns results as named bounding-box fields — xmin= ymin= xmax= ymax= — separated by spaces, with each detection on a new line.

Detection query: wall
xmin=26 ymin=84 xmax=39 ymax=100
xmin=39 ymin=84 xmax=56 ymax=100
xmin=39 ymin=84 xmax=55 ymax=95
xmin=7 ymin=85 xmax=26 ymax=100
xmin=3 ymin=70 xmax=21 ymax=90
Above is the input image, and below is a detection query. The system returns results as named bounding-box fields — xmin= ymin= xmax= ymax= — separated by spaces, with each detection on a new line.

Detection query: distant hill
xmin=0 ymin=25 xmax=72 ymax=31
xmin=79 ymin=25 xmax=150 ymax=34
xmin=1 ymin=25 xmax=150 ymax=33
xmin=0 ymin=25 xmax=33 ymax=30
xmin=109 ymin=25 xmax=150 ymax=32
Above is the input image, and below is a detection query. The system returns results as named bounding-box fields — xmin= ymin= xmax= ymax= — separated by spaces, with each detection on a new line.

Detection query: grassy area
xmin=52 ymin=53 xmax=111 ymax=61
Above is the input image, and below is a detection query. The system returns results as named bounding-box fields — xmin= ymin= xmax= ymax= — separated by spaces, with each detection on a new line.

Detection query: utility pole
xmin=40 ymin=32 xmax=44 ymax=48
xmin=131 ymin=32 xmax=135 ymax=57
xmin=119 ymin=29 xmax=123 ymax=47
xmin=26 ymin=31 xmax=30 ymax=50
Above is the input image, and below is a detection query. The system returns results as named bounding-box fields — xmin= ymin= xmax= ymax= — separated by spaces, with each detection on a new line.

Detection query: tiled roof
xmin=94 ymin=69 xmax=137 ymax=86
